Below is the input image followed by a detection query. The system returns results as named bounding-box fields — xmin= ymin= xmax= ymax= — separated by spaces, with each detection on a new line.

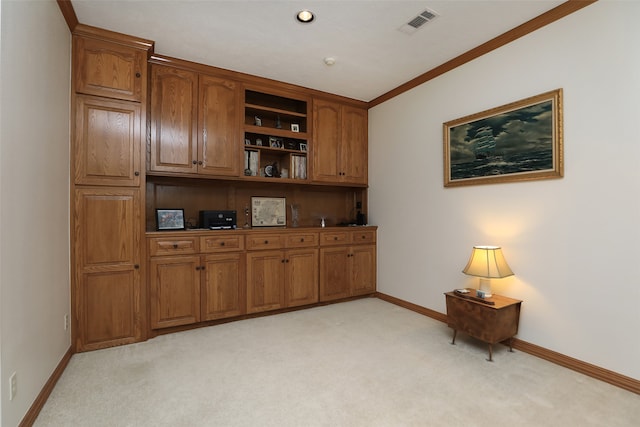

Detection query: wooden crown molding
xmin=368 ymin=0 xmax=598 ymax=108
xmin=56 ymin=0 xmax=78 ymax=32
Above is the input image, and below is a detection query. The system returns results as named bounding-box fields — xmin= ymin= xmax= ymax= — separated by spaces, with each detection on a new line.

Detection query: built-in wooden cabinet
xmin=74 ymin=95 xmax=142 ymax=186
xmin=71 ymin=26 xmax=152 ymax=352
xmin=148 ymin=233 xmax=246 ymax=329
xmin=243 ymin=89 xmax=310 ymax=180
xmin=70 ymin=27 xmax=373 ymax=352
xmin=313 ymin=99 xmax=368 ymax=185
xmin=246 ymin=231 xmax=319 ymax=313
xmin=73 ymin=34 xmax=147 ymax=102
xmin=149 ymin=65 xmax=198 ymax=174
xmin=73 ymin=188 xmax=143 ymax=351
xmin=319 ymin=229 xmax=376 ymax=302
xmin=149 ymin=255 xmax=201 ymax=328
xmin=149 ymin=64 xmax=241 ymax=177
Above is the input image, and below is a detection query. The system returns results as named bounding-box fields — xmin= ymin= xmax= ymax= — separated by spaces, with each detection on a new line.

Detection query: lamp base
xmin=479 ymin=278 xmax=492 ymax=298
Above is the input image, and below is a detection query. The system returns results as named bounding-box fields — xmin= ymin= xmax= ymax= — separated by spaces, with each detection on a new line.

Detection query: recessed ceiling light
xmin=296 ymin=10 xmax=315 ymax=23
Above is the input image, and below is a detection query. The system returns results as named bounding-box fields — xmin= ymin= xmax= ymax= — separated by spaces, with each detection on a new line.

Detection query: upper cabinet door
xmin=198 ymin=75 xmax=241 ymax=176
xmin=312 ymin=99 xmax=341 ymax=182
xmin=74 ymin=95 xmax=141 ymax=186
xmin=74 ymin=36 xmax=146 ymax=102
xmin=149 ymin=65 xmax=198 ymax=174
xmin=341 ymin=106 xmax=368 ymax=185
xmin=312 ymin=99 xmax=368 ymax=185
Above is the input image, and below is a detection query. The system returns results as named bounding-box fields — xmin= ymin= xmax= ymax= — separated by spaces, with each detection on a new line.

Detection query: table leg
xmin=451 ymin=329 xmax=457 ymax=345
xmin=487 ymin=344 xmax=493 ymax=362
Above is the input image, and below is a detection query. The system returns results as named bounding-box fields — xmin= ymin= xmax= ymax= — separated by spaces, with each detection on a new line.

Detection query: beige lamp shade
xmin=462 ymin=246 xmax=514 ymax=278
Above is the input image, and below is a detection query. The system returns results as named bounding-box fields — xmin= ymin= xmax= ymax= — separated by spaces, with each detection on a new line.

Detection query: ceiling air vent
xmin=398 ymin=8 xmax=439 ymax=35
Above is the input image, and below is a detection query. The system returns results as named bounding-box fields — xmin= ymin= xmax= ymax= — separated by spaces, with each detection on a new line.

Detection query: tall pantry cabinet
xmin=70 ymin=25 xmax=153 ymax=352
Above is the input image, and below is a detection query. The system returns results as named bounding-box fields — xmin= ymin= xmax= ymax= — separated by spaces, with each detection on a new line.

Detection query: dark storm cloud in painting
xmin=449 ymin=100 xmax=553 ymax=164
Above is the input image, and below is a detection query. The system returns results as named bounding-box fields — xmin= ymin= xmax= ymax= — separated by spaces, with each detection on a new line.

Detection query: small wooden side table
xmin=444 ymin=290 xmax=522 ymax=361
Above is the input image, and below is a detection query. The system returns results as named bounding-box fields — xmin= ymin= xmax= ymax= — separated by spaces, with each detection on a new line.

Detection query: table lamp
xmin=462 ymin=246 xmax=514 ymax=297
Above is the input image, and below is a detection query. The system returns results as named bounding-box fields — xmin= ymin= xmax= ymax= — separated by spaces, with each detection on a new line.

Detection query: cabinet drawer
xmin=351 ymin=230 xmax=376 ymax=244
xmin=149 ymin=237 xmax=198 ymax=256
xmin=200 ymin=234 xmax=244 ymax=252
xmin=320 ymin=231 xmax=350 ymax=246
xmin=285 ymin=232 xmax=319 ymax=248
xmin=246 ymin=234 xmax=284 ymax=250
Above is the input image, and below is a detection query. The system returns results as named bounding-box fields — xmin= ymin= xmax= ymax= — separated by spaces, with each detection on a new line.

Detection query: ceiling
xmin=71 ymin=0 xmax=566 ymax=102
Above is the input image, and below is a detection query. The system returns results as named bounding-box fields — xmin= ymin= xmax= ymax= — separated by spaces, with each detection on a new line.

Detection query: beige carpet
xmin=34 ymin=298 xmax=639 ymax=426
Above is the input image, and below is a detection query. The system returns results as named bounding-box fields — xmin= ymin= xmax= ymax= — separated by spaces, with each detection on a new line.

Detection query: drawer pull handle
xmin=173 ymin=244 xmax=178 ymax=249
xmin=134 ymin=264 xmax=140 ymax=269
xmin=361 ymin=235 xmax=366 ymax=239
xmin=334 ymin=237 xmax=338 ymax=240
xmin=135 ymin=72 xmax=141 ymax=78
xmin=264 ymin=240 xmax=269 ymax=244
xmin=192 ymin=160 xmax=197 ymax=165
xmin=220 ymin=242 xmax=225 ymax=246
xmin=300 ymin=238 xmax=304 ymax=242
xmin=134 ymin=171 xmax=140 ymax=176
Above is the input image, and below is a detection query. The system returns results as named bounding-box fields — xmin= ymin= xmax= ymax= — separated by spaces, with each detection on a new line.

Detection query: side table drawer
xmin=149 ymin=237 xmax=198 ymax=256
xmin=200 ymin=234 xmax=244 ymax=253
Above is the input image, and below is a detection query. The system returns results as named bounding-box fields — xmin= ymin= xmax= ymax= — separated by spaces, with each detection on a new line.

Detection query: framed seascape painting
xmin=443 ymin=89 xmax=563 ymax=187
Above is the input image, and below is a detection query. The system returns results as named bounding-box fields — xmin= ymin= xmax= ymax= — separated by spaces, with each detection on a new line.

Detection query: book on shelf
xmin=291 ymin=155 xmax=307 ymax=179
xmin=244 ymin=150 xmax=259 ymax=176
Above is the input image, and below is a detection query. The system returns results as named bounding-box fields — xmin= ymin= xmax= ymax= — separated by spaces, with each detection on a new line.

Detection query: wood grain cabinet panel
xmin=313 ymin=99 xmax=368 ymax=185
xmin=319 ymin=229 xmax=376 ymax=301
xmin=246 ymin=250 xmax=286 ymax=313
xmin=74 ymin=35 xmax=146 ymax=102
xmin=198 ymin=75 xmax=241 ymax=176
xmin=149 ymin=65 xmax=198 ymax=173
xmin=201 ymin=253 xmax=245 ymax=320
xmin=285 ymin=249 xmax=319 ymax=308
xmin=74 ymin=188 xmax=142 ymax=351
xmin=74 ymin=95 xmax=141 ymax=186
xmin=149 ymin=255 xmax=201 ymax=329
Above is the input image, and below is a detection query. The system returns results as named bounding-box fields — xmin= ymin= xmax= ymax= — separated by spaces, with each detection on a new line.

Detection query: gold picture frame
xmin=443 ymin=89 xmax=563 ymax=187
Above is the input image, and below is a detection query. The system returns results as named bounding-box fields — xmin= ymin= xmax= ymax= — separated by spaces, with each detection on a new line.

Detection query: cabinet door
xmin=73 ymin=36 xmax=146 ymax=102
xmin=312 ymin=99 xmax=341 ymax=182
xmin=285 ymin=249 xmax=319 ymax=308
xmin=198 ymin=75 xmax=240 ymax=176
xmin=150 ymin=65 xmax=198 ymax=173
xmin=341 ymin=106 xmax=368 ymax=185
xmin=74 ymin=95 xmax=141 ymax=186
xmin=319 ymin=246 xmax=350 ymax=301
xmin=201 ymin=253 xmax=245 ymax=320
xmin=246 ymin=250 xmax=285 ymax=313
xmin=149 ymin=255 xmax=201 ymax=329
xmin=74 ymin=188 xmax=142 ymax=351
xmin=350 ymin=244 xmax=376 ymax=296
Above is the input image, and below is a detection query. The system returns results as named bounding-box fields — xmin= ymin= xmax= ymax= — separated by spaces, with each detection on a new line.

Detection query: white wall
xmin=0 ymin=0 xmax=71 ymax=425
xmin=369 ymin=0 xmax=640 ymax=380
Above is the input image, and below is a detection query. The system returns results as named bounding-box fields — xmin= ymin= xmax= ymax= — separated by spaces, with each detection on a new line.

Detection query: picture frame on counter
xmin=291 ymin=123 xmax=300 ymax=132
xmin=156 ymin=209 xmax=186 ymax=231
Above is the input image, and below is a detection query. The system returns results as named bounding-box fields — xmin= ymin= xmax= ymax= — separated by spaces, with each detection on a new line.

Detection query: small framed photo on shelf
xmin=156 ymin=209 xmax=185 ymax=231
xmin=291 ymin=124 xmax=300 ymax=132
xmin=244 ymin=137 xmax=251 ymax=145
xmin=269 ymin=136 xmax=283 ymax=148
xmin=299 ymin=143 xmax=307 ymax=152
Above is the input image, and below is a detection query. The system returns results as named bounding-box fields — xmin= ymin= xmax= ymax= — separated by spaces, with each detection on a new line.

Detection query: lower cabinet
xmin=147 ymin=228 xmax=374 ymax=331
xmin=246 ymin=231 xmax=319 ymax=313
xmin=148 ymin=233 xmax=245 ymax=329
xmin=74 ymin=188 xmax=143 ymax=352
xmin=319 ymin=230 xmax=376 ymax=302
xmin=246 ymin=248 xmax=319 ymax=313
